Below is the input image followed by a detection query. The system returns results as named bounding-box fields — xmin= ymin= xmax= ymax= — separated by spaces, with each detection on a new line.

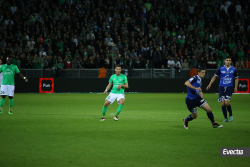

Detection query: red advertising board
xmin=39 ymin=78 xmax=54 ymax=93
xmin=236 ymin=78 xmax=249 ymax=93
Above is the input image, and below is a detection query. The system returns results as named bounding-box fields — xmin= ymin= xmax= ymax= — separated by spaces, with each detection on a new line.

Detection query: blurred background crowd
xmin=0 ymin=0 xmax=250 ymax=74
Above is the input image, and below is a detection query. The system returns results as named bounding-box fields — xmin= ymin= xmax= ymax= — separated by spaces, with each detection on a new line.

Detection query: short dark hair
xmin=225 ymin=56 xmax=232 ymax=60
xmin=116 ymin=64 xmax=121 ymax=68
xmin=198 ymin=67 xmax=205 ymax=72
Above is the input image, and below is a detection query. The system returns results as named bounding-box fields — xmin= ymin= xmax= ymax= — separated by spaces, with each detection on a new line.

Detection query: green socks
xmin=102 ymin=106 xmax=107 ymax=117
xmin=9 ymin=99 xmax=13 ymax=112
xmin=102 ymin=105 xmax=124 ymax=117
xmin=116 ymin=105 xmax=123 ymax=116
xmin=0 ymin=98 xmax=5 ymax=111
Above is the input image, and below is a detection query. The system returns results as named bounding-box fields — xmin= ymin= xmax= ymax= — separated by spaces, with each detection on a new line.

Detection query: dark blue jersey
xmin=186 ymin=75 xmax=202 ymax=99
xmin=214 ymin=65 xmax=239 ymax=87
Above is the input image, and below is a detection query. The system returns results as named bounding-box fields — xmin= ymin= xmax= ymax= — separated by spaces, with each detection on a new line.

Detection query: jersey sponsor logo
xmin=3 ymin=69 xmax=13 ymax=75
xmin=222 ymin=75 xmax=232 ymax=84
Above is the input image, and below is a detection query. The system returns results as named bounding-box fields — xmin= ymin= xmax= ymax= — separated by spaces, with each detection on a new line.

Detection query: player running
xmin=206 ymin=56 xmax=239 ymax=122
xmin=100 ymin=65 xmax=129 ymax=121
xmin=0 ymin=56 xmax=28 ymax=114
xmin=183 ymin=68 xmax=223 ymax=129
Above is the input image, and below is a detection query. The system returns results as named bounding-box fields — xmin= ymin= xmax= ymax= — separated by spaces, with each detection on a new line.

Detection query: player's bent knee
xmin=104 ymin=100 xmax=110 ymax=107
xmin=192 ymin=113 xmax=198 ymax=119
xmin=224 ymin=101 xmax=230 ymax=106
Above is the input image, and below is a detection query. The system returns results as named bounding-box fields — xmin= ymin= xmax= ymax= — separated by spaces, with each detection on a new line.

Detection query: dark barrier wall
xmin=15 ymin=78 xmax=222 ymax=93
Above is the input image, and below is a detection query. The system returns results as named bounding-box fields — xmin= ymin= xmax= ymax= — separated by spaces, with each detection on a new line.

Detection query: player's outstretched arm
xmin=18 ymin=72 xmax=28 ymax=82
xmin=206 ymin=76 xmax=216 ymax=90
xmin=103 ymin=83 xmax=112 ymax=94
xmin=184 ymin=81 xmax=201 ymax=91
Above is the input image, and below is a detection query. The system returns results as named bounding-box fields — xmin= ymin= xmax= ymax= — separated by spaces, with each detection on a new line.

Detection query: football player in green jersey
xmin=100 ymin=65 xmax=129 ymax=121
xmin=0 ymin=56 xmax=28 ymax=114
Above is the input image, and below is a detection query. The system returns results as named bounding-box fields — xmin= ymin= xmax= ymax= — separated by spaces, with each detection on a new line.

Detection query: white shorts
xmin=0 ymin=79 xmax=2 ymax=87
xmin=105 ymin=93 xmax=125 ymax=104
xmin=1 ymin=85 xmax=15 ymax=96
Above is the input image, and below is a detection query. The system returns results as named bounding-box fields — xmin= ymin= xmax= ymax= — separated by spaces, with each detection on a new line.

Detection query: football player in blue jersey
xmin=183 ymin=68 xmax=223 ymax=129
xmin=206 ymin=56 xmax=239 ymax=122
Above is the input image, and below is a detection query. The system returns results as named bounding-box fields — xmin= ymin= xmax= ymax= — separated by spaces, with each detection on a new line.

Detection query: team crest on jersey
xmin=230 ymin=70 xmax=234 ymax=73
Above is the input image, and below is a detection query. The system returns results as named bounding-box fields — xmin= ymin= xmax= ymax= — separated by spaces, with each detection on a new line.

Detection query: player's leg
xmin=0 ymin=85 xmax=8 ymax=114
xmin=114 ymin=98 xmax=125 ymax=121
xmin=113 ymin=94 xmax=125 ymax=121
xmin=224 ymin=87 xmax=233 ymax=122
xmin=224 ymin=100 xmax=233 ymax=122
xmin=8 ymin=85 xmax=15 ymax=114
xmin=219 ymin=87 xmax=228 ymax=122
xmin=100 ymin=100 xmax=111 ymax=121
xmin=221 ymin=101 xmax=228 ymax=122
xmin=8 ymin=96 xmax=14 ymax=114
xmin=201 ymin=103 xmax=223 ymax=128
xmin=183 ymin=98 xmax=198 ymax=129
xmin=100 ymin=93 xmax=115 ymax=121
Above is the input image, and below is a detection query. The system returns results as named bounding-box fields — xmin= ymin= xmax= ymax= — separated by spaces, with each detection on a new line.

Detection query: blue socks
xmin=207 ymin=112 xmax=215 ymax=123
xmin=222 ymin=106 xmax=227 ymax=119
xmin=186 ymin=114 xmax=194 ymax=122
xmin=227 ymin=105 xmax=233 ymax=116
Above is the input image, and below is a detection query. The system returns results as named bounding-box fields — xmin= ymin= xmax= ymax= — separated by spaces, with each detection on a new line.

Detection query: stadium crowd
xmin=0 ymin=0 xmax=250 ymax=73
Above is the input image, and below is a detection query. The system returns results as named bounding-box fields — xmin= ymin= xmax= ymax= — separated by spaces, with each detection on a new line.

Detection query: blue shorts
xmin=185 ymin=97 xmax=207 ymax=113
xmin=218 ymin=86 xmax=234 ymax=102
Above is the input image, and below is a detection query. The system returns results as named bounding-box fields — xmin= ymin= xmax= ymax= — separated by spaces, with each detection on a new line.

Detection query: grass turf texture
xmin=0 ymin=93 xmax=249 ymax=167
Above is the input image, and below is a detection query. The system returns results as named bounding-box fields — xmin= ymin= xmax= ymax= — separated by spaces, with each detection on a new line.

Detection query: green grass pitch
xmin=0 ymin=93 xmax=250 ymax=167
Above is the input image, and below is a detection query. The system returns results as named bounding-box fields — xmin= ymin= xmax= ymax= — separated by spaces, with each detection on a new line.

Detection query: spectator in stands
xmin=72 ymin=57 xmax=80 ymax=69
xmin=167 ymin=56 xmax=175 ymax=69
xmin=237 ymin=48 xmax=245 ymax=61
xmin=235 ymin=1 xmax=242 ymax=15
xmin=182 ymin=59 xmax=189 ymax=70
xmin=235 ymin=57 xmax=244 ymax=69
xmin=153 ymin=47 xmax=161 ymax=68
xmin=32 ymin=54 xmax=40 ymax=69
xmin=0 ymin=0 xmax=247 ymax=78
xmin=64 ymin=57 xmax=72 ymax=69
xmin=174 ymin=58 xmax=181 ymax=72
